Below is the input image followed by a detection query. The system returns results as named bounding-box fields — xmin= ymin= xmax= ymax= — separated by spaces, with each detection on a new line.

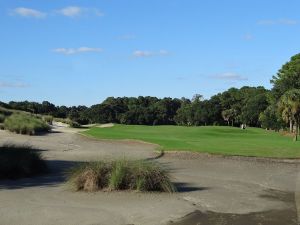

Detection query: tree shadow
xmin=0 ymin=160 xmax=81 ymax=190
xmin=33 ymin=130 xmax=64 ymax=136
xmin=48 ymin=130 xmax=63 ymax=134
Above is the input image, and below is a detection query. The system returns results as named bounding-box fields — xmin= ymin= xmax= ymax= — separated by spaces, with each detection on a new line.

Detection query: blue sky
xmin=0 ymin=0 xmax=299 ymax=106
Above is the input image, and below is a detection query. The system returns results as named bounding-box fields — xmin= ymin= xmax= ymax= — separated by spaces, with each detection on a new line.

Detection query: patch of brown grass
xmin=66 ymin=159 xmax=176 ymax=193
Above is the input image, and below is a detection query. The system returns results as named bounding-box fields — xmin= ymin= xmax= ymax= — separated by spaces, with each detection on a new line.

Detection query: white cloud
xmin=11 ymin=7 xmax=46 ymax=18
xmin=133 ymin=50 xmax=169 ymax=58
xmin=10 ymin=6 xmax=103 ymax=19
xmin=118 ymin=34 xmax=136 ymax=40
xmin=56 ymin=6 xmax=104 ymax=17
xmin=133 ymin=50 xmax=153 ymax=57
xmin=0 ymin=81 xmax=29 ymax=88
xmin=92 ymin=9 xmax=104 ymax=17
xmin=243 ymin=33 xmax=254 ymax=40
xmin=159 ymin=50 xmax=169 ymax=55
xmin=212 ymin=72 xmax=248 ymax=81
xmin=52 ymin=47 xmax=103 ymax=55
xmin=56 ymin=6 xmax=82 ymax=17
xmin=258 ymin=19 xmax=298 ymax=25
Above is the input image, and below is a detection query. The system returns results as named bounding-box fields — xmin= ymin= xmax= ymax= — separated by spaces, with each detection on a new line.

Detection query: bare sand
xmin=0 ymin=126 xmax=299 ymax=225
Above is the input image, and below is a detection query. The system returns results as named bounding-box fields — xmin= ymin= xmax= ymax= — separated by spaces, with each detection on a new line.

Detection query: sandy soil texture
xmin=0 ymin=126 xmax=299 ymax=225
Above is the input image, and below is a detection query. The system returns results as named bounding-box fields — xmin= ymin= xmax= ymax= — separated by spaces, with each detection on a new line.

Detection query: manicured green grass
xmin=82 ymin=125 xmax=300 ymax=158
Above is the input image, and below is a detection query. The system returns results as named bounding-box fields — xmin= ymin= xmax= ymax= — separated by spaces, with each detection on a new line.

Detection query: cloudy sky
xmin=0 ymin=0 xmax=299 ymax=106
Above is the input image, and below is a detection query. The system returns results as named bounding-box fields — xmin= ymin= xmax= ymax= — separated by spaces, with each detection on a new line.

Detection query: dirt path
xmin=0 ymin=127 xmax=299 ymax=225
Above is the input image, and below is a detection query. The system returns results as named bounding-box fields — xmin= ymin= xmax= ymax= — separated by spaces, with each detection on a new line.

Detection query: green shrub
xmin=54 ymin=118 xmax=81 ymax=128
xmin=43 ymin=115 xmax=53 ymax=125
xmin=4 ymin=113 xmax=50 ymax=135
xmin=53 ymin=117 xmax=66 ymax=123
xmin=67 ymin=159 xmax=175 ymax=193
xmin=0 ymin=144 xmax=47 ymax=179
xmin=0 ymin=113 xmax=5 ymax=123
xmin=68 ymin=120 xmax=81 ymax=128
xmin=0 ymin=107 xmax=13 ymax=116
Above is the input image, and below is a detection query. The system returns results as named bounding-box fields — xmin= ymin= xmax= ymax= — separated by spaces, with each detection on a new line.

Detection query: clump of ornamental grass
xmin=66 ymin=159 xmax=176 ymax=193
xmin=53 ymin=117 xmax=66 ymax=123
xmin=67 ymin=161 xmax=111 ymax=192
xmin=68 ymin=120 xmax=81 ymax=128
xmin=0 ymin=144 xmax=47 ymax=179
xmin=4 ymin=113 xmax=50 ymax=135
xmin=54 ymin=118 xmax=81 ymax=128
xmin=43 ymin=115 xmax=53 ymax=125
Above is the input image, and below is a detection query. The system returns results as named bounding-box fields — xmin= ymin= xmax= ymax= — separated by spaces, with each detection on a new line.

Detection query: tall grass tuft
xmin=4 ymin=113 xmax=50 ymax=135
xmin=43 ymin=115 xmax=53 ymax=125
xmin=54 ymin=118 xmax=81 ymax=128
xmin=68 ymin=120 xmax=81 ymax=128
xmin=130 ymin=160 xmax=176 ymax=192
xmin=66 ymin=159 xmax=176 ymax=193
xmin=67 ymin=161 xmax=111 ymax=192
xmin=0 ymin=144 xmax=47 ymax=179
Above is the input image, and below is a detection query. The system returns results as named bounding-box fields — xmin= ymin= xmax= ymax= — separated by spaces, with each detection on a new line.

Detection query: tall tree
xmin=222 ymin=109 xmax=236 ymax=126
xmin=278 ymin=89 xmax=300 ymax=141
xmin=271 ymin=53 xmax=300 ymax=100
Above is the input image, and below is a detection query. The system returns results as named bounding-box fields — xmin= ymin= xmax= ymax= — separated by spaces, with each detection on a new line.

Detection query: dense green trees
xmin=0 ymin=87 xmax=269 ymax=127
xmin=175 ymin=94 xmax=222 ymax=126
xmin=271 ymin=53 xmax=300 ymax=100
xmin=259 ymin=105 xmax=282 ymax=131
xmin=217 ymin=86 xmax=269 ymax=127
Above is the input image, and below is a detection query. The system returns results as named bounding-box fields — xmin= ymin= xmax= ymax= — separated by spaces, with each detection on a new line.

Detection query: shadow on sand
xmin=0 ymin=160 xmax=80 ymax=190
xmin=174 ymin=182 xmax=210 ymax=193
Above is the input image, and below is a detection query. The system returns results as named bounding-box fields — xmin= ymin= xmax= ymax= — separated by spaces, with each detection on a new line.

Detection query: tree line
xmin=0 ymin=86 xmax=269 ymax=127
xmin=1 ymin=53 xmax=299 ymax=137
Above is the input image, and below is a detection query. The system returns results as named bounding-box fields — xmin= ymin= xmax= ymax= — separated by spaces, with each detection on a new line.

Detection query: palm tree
xmin=222 ymin=109 xmax=231 ymax=126
xmin=278 ymin=89 xmax=300 ymax=141
xmin=222 ymin=109 xmax=237 ymax=126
